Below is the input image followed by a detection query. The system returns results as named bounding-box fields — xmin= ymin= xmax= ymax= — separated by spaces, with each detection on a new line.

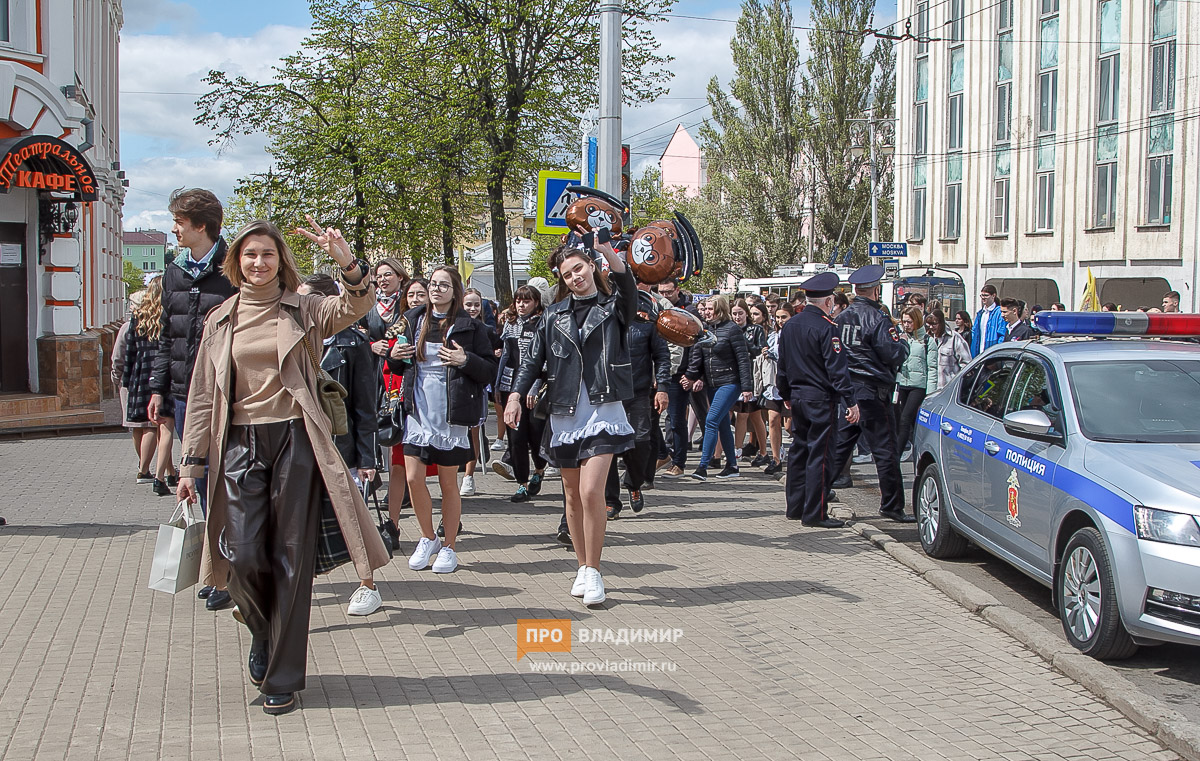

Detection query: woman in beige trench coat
xmin=178 ymin=217 xmax=389 ymax=716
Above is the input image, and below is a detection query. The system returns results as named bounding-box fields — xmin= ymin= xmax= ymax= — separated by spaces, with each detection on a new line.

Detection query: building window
xmin=911 ymin=159 xmax=927 ymax=241
xmin=1041 ymin=0 xmax=1059 ymax=14
xmin=993 ymin=148 xmax=1011 ymax=235
xmin=1097 ymin=55 xmax=1119 ymax=123
xmin=998 ymin=0 xmax=1013 ymax=30
xmin=0 ymin=0 xmax=9 ymax=42
xmin=916 ymin=0 xmax=929 ymax=55
xmin=914 ymin=102 xmax=928 ymax=154
xmin=1147 ymin=155 xmax=1173 ymax=224
xmin=948 ymin=0 xmax=965 ymax=43
xmin=948 ymin=95 xmax=963 ymax=151
xmin=1036 ymin=172 xmax=1055 ymax=230
xmin=993 ymin=178 xmax=1011 ymax=234
xmin=1038 ymin=71 xmax=1058 ymax=133
xmin=995 ymin=83 xmax=1011 ymax=142
xmin=1095 ymin=163 xmax=1117 ymax=227
xmin=1147 ymin=0 xmax=1174 ymax=225
xmin=1150 ymin=42 xmax=1175 ymax=113
xmin=945 ymin=183 xmax=962 ymax=239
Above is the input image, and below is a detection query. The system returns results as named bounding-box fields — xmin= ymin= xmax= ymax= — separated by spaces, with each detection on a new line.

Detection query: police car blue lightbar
xmin=1032 ymin=311 xmax=1200 ymax=337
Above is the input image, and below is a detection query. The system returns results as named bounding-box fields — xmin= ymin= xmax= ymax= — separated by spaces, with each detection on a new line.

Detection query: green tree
xmin=122 ymin=260 xmax=146 ymax=295
xmin=402 ymin=0 xmax=675 ymax=303
xmin=699 ymin=0 xmax=810 ymax=278
xmin=802 ymin=0 xmax=893 ymax=264
xmin=628 ymin=165 xmax=690 ymax=228
xmin=196 ymin=0 xmax=483 ymax=273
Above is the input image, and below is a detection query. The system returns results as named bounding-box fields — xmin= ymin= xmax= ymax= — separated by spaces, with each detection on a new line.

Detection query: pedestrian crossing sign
xmin=536 ymin=170 xmax=582 ymax=235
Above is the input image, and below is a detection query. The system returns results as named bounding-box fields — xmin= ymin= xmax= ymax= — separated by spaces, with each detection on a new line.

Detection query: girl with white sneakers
xmin=506 ymin=232 xmax=636 ymax=606
xmin=388 ymin=267 xmax=497 ymax=574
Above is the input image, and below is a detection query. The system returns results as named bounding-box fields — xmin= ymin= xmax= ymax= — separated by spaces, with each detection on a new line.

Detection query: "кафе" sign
xmin=0 ymin=136 xmax=98 ymax=201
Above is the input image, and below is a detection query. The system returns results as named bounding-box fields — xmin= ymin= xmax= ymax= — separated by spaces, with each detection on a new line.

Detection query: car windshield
xmin=1067 ymin=359 xmax=1200 ymax=443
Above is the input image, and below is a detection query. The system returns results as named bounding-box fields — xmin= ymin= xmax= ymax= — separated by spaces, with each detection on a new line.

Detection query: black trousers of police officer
xmin=785 ymin=392 xmax=839 ymax=523
xmin=830 ymin=383 xmax=905 ymax=515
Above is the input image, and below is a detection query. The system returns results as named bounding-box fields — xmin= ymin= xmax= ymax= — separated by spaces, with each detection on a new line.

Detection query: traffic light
xmin=620 ymin=143 xmax=631 ymax=215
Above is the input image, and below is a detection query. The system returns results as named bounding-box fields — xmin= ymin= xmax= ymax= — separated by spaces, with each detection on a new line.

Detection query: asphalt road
xmin=836 ymin=459 xmax=1200 ymax=726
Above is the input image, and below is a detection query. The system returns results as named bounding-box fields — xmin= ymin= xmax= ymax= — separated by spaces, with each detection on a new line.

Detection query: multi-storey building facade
xmin=0 ymin=0 xmax=124 ymax=427
xmin=895 ymin=0 xmax=1198 ymax=311
xmin=122 ymin=229 xmax=168 ymax=275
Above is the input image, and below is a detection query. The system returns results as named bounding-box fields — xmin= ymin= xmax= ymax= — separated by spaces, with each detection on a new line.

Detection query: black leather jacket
xmin=387 ymin=305 xmax=499 ymax=428
xmin=834 ymin=296 xmax=910 ymax=388
xmin=320 ymin=327 xmax=377 ymax=469
xmin=513 ymin=267 xmax=636 ymax=415
xmin=742 ymin=323 xmax=767 ymax=355
xmin=628 ymin=318 xmax=671 ymax=395
xmin=686 ymin=319 xmax=753 ymax=392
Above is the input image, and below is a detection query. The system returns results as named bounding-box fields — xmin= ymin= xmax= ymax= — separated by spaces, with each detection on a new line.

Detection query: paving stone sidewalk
xmin=0 ymin=434 xmax=1181 ymax=760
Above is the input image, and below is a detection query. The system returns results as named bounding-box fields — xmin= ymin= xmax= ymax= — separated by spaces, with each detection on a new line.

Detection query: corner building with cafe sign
xmin=0 ymin=0 xmax=124 ymax=428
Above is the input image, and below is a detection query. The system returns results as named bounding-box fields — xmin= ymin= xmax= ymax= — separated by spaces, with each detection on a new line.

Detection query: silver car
xmin=913 ymin=335 xmax=1200 ymax=659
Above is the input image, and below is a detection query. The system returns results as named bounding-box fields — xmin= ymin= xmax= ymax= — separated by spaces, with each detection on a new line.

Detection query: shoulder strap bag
xmin=299 ymin=328 xmax=350 ymax=437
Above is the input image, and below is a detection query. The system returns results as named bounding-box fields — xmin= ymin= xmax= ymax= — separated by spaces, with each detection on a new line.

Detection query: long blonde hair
xmin=133 ymin=277 xmax=164 ymax=341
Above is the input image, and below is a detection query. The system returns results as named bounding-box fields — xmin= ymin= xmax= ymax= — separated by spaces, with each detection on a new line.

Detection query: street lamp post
xmin=849 ymin=112 xmax=896 ymax=260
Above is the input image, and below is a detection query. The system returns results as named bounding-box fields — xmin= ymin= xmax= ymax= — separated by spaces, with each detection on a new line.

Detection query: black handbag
xmin=377 ymin=390 xmax=403 ymax=447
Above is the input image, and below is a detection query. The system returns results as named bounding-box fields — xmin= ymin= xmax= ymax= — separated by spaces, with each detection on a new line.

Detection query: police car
xmin=912 ymin=311 xmax=1200 ymax=659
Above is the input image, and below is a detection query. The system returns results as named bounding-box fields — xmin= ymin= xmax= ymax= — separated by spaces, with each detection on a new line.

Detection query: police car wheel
xmin=1057 ymin=527 xmax=1138 ymax=661
xmin=915 ymin=465 xmax=968 ymax=559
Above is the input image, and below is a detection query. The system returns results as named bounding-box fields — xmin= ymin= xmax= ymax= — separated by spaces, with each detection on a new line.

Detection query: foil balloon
xmin=628 ymin=226 xmax=678 ymax=285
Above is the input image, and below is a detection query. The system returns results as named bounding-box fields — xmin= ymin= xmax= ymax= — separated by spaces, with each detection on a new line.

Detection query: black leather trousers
xmin=222 ymin=419 xmax=321 ymax=695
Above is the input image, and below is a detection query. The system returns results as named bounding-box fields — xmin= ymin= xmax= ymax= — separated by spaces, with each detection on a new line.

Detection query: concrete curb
xmin=843 ymin=517 xmax=1200 ymax=761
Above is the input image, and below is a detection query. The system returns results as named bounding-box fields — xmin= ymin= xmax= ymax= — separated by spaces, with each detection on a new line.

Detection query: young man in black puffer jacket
xmin=147 ymin=188 xmax=237 ymax=611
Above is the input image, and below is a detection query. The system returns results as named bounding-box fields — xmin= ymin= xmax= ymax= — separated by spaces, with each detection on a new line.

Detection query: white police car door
xmin=979 ymin=356 xmax=1065 ymax=577
xmin=941 ymin=354 xmax=1020 ymax=532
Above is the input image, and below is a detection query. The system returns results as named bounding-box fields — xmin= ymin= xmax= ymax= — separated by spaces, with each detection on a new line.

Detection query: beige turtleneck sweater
xmin=230 ymin=280 xmax=304 ymax=425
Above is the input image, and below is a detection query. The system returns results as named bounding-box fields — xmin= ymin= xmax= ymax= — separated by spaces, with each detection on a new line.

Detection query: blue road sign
xmin=869 ymin=241 xmax=908 ymax=258
xmin=536 ymin=171 xmax=582 ymax=234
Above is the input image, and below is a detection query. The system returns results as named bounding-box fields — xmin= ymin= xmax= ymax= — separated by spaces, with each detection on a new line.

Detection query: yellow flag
xmin=458 ymin=248 xmax=474 ymax=283
xmin=1081 ymin=268 xmax=1101 ymax=311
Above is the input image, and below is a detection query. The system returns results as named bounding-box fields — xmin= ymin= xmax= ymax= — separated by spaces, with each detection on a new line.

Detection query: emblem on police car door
xmin=1006 ymin=469 xmax=1021 ymax=528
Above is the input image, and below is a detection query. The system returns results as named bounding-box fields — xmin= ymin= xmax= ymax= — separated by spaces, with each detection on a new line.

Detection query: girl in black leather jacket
xmin=683 ymin=295 xmax=753 ymax=480
xmin=506 ymin=236 xmax=635 ymax=607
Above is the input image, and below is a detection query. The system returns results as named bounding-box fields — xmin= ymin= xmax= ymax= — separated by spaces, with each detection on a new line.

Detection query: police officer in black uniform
xmin=829 ymin=265 xmax=915 ymax=522
xmin=776 ymin=272 xmax=860 ymax=528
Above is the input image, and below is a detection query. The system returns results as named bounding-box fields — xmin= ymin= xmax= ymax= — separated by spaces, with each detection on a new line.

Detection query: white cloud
xmin=119 ymin=25 xmax=309 ymax=231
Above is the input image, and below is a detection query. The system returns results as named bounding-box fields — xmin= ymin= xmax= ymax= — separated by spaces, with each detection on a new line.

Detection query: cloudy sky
xmin=118 ymin=0 xmax=870 ymax=233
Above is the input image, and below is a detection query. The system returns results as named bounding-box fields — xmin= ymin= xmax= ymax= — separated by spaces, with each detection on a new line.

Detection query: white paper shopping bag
xmin=147 ymin=500 xmax=206 ymax=594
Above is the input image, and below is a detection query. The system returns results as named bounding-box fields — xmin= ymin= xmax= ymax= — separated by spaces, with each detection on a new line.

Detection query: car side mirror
xmin=1003 ymin=409 xmax=1059 ymax=442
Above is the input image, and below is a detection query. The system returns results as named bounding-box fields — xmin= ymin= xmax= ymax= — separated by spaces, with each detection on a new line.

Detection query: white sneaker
xmin=490 ymin=438 xmax=507 ymax=451
xmin=431 ymin=546 xmax=459 ymax=573
xmin=347 ymin=585 xmax=382 ymax=616
xmin=543 ymin=466 xmax=560 ymax=480
xmin=583 ymin=567 xmax=605 ymax=606
xmin=459 ymin=475 xmax=476 ymax=496
xmin=408 ymin=535 xmax=443 ymax=570
xmin=570 ymin=566 xmax=588 ymax=597
xmin=491 ymin=459 xmax=515 ymax=481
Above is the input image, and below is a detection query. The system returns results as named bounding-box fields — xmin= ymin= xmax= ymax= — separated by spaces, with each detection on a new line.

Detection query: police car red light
xmin=1032 ymin=311 xmax=1200 ymax=337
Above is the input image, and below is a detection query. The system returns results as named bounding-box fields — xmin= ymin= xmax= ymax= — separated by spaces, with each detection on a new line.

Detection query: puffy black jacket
xmin=834 ymin=296 xmax=909 ymax=388
xmin=320 ymin=327 xmax=377 ymax=470
xmin=149 ymin=239 xmax=237 ymax=402
xmin=513 ymin=267 xmax=636 ymax=415
xmin=386 ymin=305 xmax=499 ymax=428
xmin=687 ymin=319 xmax=753 ymax=392
xmin=628 ymin=319 xmax=670 ymax=395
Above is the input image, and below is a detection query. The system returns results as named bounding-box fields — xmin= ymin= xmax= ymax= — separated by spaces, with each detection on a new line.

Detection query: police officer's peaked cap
xmin=848 ymin=264 xmax=886 ymax=289
xmin=800 ymin=272 xmax=839 ymax=298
